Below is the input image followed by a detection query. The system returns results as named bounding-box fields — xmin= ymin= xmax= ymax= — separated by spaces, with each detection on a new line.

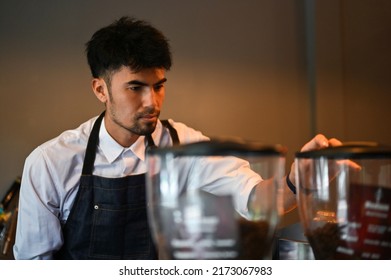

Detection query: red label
xmin=336 ymin=183 xmax=391 ymax=259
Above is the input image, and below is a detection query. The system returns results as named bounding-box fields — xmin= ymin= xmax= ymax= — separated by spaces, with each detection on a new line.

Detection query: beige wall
xmin=316 ymin=0 xmax=391 ymax=143
xmin=1 ymin=0 xmax=390 ymax=227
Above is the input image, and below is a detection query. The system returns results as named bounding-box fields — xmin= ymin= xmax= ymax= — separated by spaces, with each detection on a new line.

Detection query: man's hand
xmin=288 ymin=134 xmax=361 ymax=195
xmin=288 ymin=134 xmax=341 ymax=184
xmin=283 ymin=134 xmax=345 ymax=213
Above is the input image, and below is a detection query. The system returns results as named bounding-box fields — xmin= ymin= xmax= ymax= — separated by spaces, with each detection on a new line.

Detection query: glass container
xmin=146 ymin=139 xmax=286 ymax=259
xmin=295 ymin=143 xmax=391 ymax=259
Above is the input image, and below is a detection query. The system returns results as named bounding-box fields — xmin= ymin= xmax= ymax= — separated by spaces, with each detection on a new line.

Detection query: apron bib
xmin=55 ymin=112 xmax=178 ymax=259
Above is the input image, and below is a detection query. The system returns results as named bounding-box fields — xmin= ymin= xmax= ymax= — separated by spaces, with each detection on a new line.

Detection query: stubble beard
xmin=133 ymin=109 xmax=160 ymax=135
xmin=107 ymin=88 xmax=160 ymax=136
xmin=107 ymin=104 xmax=160 ymax=136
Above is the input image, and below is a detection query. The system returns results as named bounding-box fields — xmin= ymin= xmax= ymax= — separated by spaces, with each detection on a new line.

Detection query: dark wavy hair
xmin=85 ymin=16 xmax=172 ymax=79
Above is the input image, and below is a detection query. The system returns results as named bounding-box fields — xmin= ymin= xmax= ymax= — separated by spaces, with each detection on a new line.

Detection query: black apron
xmin=55 ymin=112 xmax=179 ymax=259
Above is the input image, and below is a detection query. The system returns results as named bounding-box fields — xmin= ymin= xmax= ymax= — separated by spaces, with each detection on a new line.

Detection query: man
xmin=14 ymin=16 xmax=338 ymax=259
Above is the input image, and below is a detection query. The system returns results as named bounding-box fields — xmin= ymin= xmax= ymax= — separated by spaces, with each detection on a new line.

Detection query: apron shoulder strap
xmin=145 ymin=120 xmax=179 ymax=156
xmin=82 ymin=111 xmax=105 ymax=175
xmin=161 ymin=120 xmax=180 ymax=145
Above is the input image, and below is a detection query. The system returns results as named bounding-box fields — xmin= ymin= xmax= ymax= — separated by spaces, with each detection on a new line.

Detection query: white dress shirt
xmin=13 ymin=115 xmax=260 ymax=259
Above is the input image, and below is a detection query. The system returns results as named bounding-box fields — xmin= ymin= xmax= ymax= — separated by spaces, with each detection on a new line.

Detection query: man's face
xmin=94 ymin=66 xmax=166 ymax=147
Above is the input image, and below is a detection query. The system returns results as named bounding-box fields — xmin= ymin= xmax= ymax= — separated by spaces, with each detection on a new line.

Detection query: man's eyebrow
xmin=155 ymin=78 xmax=167 ymax=85
xmin=126 ymin=78 xmax=167 ymax=86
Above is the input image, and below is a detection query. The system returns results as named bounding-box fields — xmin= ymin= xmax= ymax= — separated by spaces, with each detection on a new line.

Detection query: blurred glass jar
xmin=146 ymin=139 xmax=286 ymax=259
xmin=295 ymin=142 xmax=391 ymax=259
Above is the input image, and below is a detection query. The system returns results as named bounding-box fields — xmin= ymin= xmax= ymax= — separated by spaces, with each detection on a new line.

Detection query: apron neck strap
xmin=82 ymin=111 xmax=105 ymax=175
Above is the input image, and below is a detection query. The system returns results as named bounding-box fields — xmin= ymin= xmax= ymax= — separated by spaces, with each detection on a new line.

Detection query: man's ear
xmin=91 ymin=78 xmax=109 ymax=103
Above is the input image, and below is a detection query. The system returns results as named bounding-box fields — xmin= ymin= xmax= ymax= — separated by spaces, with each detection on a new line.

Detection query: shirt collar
xmin=98 ymin=118 xmax=163 ymax=163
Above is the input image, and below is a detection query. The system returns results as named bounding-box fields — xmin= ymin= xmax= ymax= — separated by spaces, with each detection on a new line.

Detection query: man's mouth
xmin=139 ymin=114 xmax=158 ymax=122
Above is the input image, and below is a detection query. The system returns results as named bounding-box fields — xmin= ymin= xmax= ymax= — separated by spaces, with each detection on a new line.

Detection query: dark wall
xmin=1 ymin=0 xmax=390 ymax=227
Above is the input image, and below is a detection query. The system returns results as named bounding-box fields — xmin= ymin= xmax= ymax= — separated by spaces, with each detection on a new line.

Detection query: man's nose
xmin=142 ymin=87 xmax=157 ymax=107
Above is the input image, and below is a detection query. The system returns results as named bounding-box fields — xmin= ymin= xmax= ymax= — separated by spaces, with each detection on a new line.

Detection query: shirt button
xmin=94 ymin=205 xmax=99 ymax=210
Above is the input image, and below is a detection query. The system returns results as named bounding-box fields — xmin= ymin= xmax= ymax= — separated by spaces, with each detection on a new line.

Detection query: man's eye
xmin=128 ymin=86 xmax=142 ymax=91
xmin=154 ymin=84 xmax=164 ymax=91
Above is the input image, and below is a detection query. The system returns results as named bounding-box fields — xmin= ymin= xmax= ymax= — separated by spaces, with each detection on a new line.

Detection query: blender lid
xmin=147 ymin=138 xmax=287 ymax=157
xmin=295 ymin=142 xmax=391 ymax=159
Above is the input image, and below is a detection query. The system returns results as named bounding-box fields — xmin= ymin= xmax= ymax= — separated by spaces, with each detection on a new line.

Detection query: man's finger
xmin=329 ymin=138 xmax=342 ymax=147
xmin=300 ymin=134 xmax=329 ymax=152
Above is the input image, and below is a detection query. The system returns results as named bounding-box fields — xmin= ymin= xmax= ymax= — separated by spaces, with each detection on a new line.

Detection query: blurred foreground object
xmin=295 ymin=143 xmax=391 ymax=259
xmin=146 ymin=139 xmax=286 ymax=259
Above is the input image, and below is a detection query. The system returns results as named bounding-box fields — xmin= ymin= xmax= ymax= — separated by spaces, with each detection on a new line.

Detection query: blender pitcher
xmin=295 ymin=143 xmax=391 ymax=259
xmin=146 ymin=139 xmax=286 ymax=259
